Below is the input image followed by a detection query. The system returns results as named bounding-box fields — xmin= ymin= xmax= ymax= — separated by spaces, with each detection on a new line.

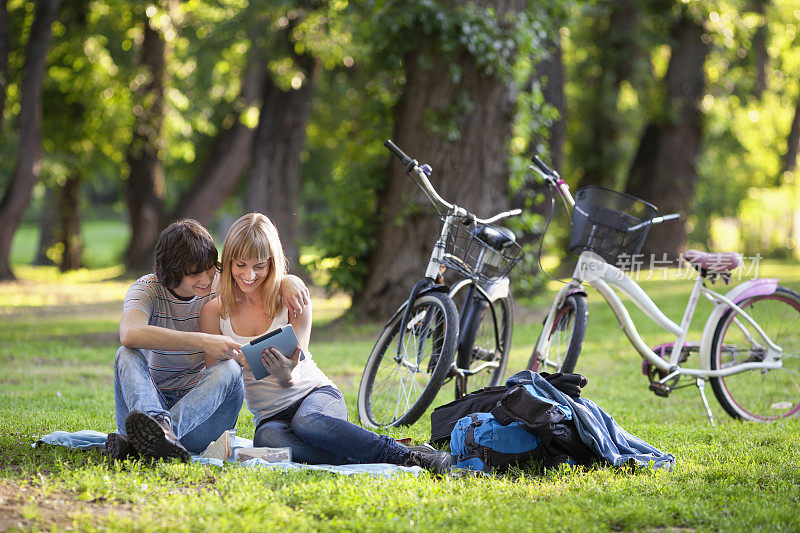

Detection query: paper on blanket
xmin=235 ymin=446 xmax=292 ymax=463
xmin=200 ymin=430 xmax=234 ymax=461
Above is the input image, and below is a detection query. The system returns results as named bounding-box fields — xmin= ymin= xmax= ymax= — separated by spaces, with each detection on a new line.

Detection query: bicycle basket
xmin=569 ymin=186 xmax=657 ymax=267
xmin=441 ymin=218 xmax=524 ymax=283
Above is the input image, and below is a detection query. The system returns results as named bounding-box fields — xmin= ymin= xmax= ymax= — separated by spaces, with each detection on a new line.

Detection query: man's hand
xmin=280 ymin=275 xmax=310 ymax=319
xmin=260 ymin=346 xmax=301 ymax=387
xmin=202 ymin=334 xmax=245 ymax=365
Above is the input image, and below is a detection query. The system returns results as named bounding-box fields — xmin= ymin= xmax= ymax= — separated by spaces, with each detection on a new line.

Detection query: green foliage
xmin=304 ymin=0 xmax=564 ymax=295
xmin=693 ymin=0 xmax=800 ymax=251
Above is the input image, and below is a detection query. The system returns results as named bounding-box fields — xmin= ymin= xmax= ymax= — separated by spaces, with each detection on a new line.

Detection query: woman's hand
xmin=260 ymin=346 xmax=302 ymax=387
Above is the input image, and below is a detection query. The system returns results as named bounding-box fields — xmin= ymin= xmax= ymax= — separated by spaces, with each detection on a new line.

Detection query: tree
xmin=124 ymin=3 xmax=170 ymax=271
xmin=355 ymin=0 xmax=531 ymax=317
xmin=170 ymin=48 xmax=267 ymax=226
xmin=568 ymin=0 xmax=663 ymax=190
xmin=0 ymin=0 xmax=62 ymax=280
xmin=625 ymin=5 xmax=709 ymax=260
xmin=780 ymin=89 xmax=800 ymax=177
xmin=0 ymin=0 xmax=9 ymax=138
xmin=247 ymin=14 xmax=321 ymax=272
xmin=751 ymin=0 xmax=769 ymax=99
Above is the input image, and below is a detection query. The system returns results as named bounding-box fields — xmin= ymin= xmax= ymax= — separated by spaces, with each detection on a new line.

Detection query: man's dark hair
xmin=154 ymin=219 xmax=219 ymax=290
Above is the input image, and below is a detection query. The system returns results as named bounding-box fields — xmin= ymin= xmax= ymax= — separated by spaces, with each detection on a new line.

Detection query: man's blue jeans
xmin=253 ymin=385 xmax=408 ymax=465
xmin=113 ymin=346 xmax=244 ymax=453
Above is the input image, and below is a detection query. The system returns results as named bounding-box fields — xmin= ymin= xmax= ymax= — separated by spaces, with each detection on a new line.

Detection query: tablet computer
xmin=241 ymin=324 xmax=305 ymax=380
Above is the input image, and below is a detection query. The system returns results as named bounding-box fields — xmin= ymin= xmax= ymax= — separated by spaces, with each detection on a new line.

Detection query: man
xmin=107 ymin=219 xmax=308 ymax=461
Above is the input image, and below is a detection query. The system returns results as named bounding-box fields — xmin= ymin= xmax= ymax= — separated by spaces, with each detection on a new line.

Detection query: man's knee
xmin=206 ymin=358 xmax=243 ymax=387
xmin=114 ymin=345 xmax=145 ymax=371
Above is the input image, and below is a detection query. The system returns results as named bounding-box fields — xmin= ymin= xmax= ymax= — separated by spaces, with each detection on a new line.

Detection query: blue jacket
xmin=506 ymin=371 xmax=675 ymax=469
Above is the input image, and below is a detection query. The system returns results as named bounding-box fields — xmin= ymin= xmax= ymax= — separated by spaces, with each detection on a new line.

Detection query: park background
xmin=1 ymin=0 xmax=799 ymax=531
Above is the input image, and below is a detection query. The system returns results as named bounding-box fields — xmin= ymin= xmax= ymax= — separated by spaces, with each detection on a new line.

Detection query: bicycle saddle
xmin=683 ymin=249 xmax=742 ymax=273
xmin=472 ymin=225 xmax=516 ymax=251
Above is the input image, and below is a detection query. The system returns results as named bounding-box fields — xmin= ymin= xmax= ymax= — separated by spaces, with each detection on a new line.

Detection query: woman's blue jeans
xmin=253 ymin=386 xmax=408 ymax=465
xmin=113 ymin=346 xmax=244 ymax=453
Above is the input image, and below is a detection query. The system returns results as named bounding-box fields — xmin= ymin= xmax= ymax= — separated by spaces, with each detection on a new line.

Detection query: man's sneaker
xmin=104 ymin=432 xmax=138 ymax=460
xmin=403 ymin=444 xmax=453 ymax=475
xmin=125 ymin=410 xmax=190 ymax=463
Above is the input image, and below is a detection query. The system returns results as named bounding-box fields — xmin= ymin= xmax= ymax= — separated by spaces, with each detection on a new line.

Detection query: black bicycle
xmin=356 ymin=141 xmax=524 ymax=428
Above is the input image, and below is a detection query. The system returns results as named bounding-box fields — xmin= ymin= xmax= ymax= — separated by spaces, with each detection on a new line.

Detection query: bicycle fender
xmin=384 ymin=283 xmax=450 ymax=327
xmin=483 ymin=277 xmax=510 ymax=301
xmin=698 ymin=278 xmax=778 ymax=370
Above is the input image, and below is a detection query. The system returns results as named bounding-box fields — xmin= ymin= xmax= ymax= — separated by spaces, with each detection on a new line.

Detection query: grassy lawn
xmin=1 ymin=260 xmax=799 ymax=531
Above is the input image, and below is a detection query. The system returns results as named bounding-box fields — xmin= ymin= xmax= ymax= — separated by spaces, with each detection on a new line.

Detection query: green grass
xmin=1 ymin=262 xmax=799 ymax=531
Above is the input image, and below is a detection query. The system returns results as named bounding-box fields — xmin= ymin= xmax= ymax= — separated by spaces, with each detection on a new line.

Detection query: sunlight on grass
xmin=0 ymin=266 xmax=131 ymax=310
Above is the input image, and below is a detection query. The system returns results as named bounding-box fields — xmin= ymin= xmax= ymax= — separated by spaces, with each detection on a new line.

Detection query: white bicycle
xmin=527 ymin=156 xmax=800 ymax=424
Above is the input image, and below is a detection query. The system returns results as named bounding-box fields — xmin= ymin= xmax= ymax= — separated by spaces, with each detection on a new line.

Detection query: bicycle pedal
xmin=649 ymin=382 xmax=671 ymax=397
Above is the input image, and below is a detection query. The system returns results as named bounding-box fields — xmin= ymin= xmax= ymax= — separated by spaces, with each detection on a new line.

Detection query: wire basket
xmin=569 ymin=186 xmax=657 ymax=266
xmin=441 ymin=219 xmax=524 ymax=283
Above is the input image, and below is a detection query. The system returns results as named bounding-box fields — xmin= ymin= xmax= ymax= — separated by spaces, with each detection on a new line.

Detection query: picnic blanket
xmin=35 ymin=430 xmax=422 ymax=477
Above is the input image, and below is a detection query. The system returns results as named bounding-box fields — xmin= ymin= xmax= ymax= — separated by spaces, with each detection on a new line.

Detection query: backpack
xmin=449 ymin=412 xmax=543 ymax=473
xmin=436 ymin=377 xmax=599 ymax=472
xmin=430 ymin=386 xmax=507 ymax=446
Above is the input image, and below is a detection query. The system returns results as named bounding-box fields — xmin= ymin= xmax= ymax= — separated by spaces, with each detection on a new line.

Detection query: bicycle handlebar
xmin=384 ymin=139 xmax=414 ymax=169
xmin=384 ymin=139 xmax=520 ymax=226
xmin=652 ymin=213 xmax=681 ymax=224
xmin=626 ymin=213 xmax=681 ymax=232
xmin=532 ymin=155 xmax=555 ymax=177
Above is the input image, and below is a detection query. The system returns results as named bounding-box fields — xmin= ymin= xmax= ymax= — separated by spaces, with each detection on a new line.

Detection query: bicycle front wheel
xmin=455 ymin=294 xmax=513 ymax=397
xmin=710 ymin=286 xmax=800 ymax=421
xmin=527 ymin=293 xmax=587 ymax=374
xmin=357 ymin=292 xmax=459 ymax=428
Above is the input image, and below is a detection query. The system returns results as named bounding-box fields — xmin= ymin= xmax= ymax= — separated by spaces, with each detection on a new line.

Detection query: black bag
xmin=430 ymin=386 xmax=506 ymax=446
xmin=431 ymin=376 xmax=598 ymax=468
xmin=491 ymin=384 xmax=596 ymax=466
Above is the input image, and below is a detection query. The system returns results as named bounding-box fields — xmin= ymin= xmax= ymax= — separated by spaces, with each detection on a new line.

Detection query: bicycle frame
xmin=428 ymin=212 xmax=511 ymax=383
xmin=385 ymin=141 xmax=520 ymax=388
xmin=536 ymin=252 xmax=784 ymax=383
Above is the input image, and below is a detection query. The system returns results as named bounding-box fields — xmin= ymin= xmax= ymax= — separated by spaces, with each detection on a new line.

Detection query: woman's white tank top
xmin=220 ymin=306 xmax=335 ymax=426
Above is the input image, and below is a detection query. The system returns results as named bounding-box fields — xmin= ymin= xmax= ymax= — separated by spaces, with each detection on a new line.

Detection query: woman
xmin=199 ymin=213 xmax=451 ymax=473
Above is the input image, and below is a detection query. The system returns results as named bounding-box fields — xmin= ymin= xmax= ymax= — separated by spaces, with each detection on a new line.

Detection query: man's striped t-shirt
xmin=122 ymin=274 xmax=214 ymax=392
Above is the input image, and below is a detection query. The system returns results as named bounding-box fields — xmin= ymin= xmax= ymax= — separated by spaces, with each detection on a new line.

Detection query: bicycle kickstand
xmin=695 ymin=378 xmax=716 ymax=426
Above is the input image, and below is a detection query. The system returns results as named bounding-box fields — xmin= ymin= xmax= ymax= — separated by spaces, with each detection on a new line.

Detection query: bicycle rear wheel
xmin=357 ymin=292 xmax=459 ymax=428
xmin=527 ymin=293 xmax=587 ymax=374
xmin=710 ymin=286 xmax=800 ymax=421
xmin=454 ymin=294 xmax=513 ymax=397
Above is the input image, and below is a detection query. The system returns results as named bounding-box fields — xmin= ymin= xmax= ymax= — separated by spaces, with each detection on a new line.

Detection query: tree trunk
xmin=0 ymin=0 xmax=61 ymax=280
xmin=124 ymin=8 xmax=168 ymax=272
xmin=625 ymin=10 xmax=708 ymax=260
xmin=780 ymin=89 xmax=800 ymax=178
xmin=752 ymin=0 xmax=768 ymax=99
xmin=0 ymin=0 xmax=9 ymax=139
xmin=355 ymin=0 xmax=525 ymax=318
xmin=537 ymin=34 xmax=566 ymax=173
xmin=575 ymin=0 xmax=643 ymax=189
xmin=171 ymin=49 xmax=268 ymax=226
xmin=34 ymin=185 xmax=57 ymax=265
xmin=247 ymin=51 xmax=320 ymax=273
xmin=57 ymin=172 xmax=82 ymax=271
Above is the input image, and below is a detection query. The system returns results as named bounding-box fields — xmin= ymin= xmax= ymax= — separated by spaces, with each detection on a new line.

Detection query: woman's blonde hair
xmin=218 ymin=213 xmax=287 ymax=319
